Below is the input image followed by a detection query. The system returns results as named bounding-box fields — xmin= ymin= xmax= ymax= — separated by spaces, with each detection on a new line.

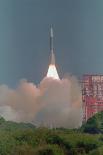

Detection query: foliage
xmin=0 ymin=117 xmax=102 ymax=154
xmin=12 ymin=144 xmax=35 ymax=155
xmin=34 ymin=145 xmax=64 ymax=155
xmin=88 ymin=146 xmax=103 ymax=155
xmin=81 ymin=112 xmax=103 ymax=134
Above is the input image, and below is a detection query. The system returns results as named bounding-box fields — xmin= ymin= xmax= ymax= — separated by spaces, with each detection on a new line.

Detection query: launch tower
xmin=82 ymin=75 xmax=103 ymax=122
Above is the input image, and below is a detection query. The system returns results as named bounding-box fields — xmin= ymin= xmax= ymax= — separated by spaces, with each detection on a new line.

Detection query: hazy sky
xmin=0 ymin=0 xmax=103 ymax=86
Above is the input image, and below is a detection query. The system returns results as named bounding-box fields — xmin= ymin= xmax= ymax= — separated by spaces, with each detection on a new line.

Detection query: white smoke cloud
xmin=0 ymin=76 xmax=82 ymax=128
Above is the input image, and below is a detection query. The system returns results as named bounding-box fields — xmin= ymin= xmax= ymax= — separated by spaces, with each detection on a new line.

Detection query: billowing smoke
xmin=0 ymin=76 xmax=82 ymax=128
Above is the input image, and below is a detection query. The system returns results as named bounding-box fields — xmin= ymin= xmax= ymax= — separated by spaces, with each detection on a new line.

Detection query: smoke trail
xmin=0 ymin=76 xmax=82 ymax=128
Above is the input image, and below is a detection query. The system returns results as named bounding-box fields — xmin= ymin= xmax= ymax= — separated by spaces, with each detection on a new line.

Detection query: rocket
xmin=46 ymin=26 xmax=60 ymax=80
xmin=50 ymin=26 xmax=55 ymax=65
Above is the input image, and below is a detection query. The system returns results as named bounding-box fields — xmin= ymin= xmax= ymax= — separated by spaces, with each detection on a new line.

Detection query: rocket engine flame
xmin=46 ymin=50 xmax=60 ymax=80
xmin=47 ymin=64 xmax=60 ymax=80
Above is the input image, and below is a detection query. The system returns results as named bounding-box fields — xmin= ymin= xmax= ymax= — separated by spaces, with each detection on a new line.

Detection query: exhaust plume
xmin=0 ymin=76 xmax=82 ymax=128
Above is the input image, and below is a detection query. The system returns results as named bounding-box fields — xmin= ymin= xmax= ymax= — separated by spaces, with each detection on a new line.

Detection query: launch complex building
xmin=82 ymin=75 xmax=103 ymax=122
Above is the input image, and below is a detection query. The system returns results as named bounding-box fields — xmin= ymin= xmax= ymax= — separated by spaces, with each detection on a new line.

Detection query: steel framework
xmin=82 ymin=75 xmax=103 ymax=123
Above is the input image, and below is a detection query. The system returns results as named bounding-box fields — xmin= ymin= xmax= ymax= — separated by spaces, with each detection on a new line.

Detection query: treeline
xmin=0 ymin=127 xmax=103 ymax=155
xmin=0 ymin=112 xmax=103 ymax=155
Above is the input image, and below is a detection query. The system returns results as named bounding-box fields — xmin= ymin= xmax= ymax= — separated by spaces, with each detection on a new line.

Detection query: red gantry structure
xmin=82 ymin=75 xmax=103 ymax=123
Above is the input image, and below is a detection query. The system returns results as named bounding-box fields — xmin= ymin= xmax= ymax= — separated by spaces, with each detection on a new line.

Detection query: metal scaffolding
xmin=82 ymin=75 xmax=103 ymax=123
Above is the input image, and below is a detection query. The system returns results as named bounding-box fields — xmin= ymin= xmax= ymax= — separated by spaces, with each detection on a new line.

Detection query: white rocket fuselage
xmin=50 ymin=27 xmax=55 ymax=65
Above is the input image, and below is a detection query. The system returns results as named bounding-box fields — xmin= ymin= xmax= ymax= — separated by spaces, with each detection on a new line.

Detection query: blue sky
xmin=0 ymin=0 xmax=103 ymax=86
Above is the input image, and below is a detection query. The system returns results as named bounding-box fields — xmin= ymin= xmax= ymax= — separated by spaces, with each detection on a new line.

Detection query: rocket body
xmin=50 ymin=27 xmax=55 ymax=65
xmin=50 ymin=27 xmax=53 ymax=52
